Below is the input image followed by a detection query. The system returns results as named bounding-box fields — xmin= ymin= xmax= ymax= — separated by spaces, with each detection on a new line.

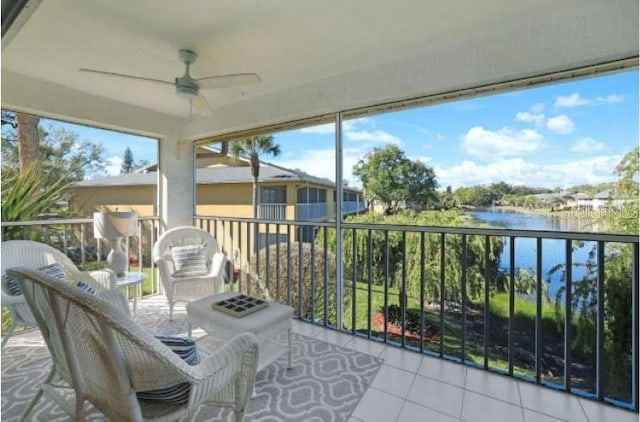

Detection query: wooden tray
xmin=211 ymin=294 xmax=269 ymax=318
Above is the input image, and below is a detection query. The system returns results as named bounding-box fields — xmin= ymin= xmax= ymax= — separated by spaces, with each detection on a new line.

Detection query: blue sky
xmin=51 ymin=69 xmax=637 ymax=190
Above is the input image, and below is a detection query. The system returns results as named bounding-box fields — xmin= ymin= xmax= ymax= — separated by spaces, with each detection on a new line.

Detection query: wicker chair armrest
xmin=188 ymin=332 xmax=258 ymax=405
xmin=1 ymin=288 xmax=26 ymax=305
xmin=95 ymin=289 xmax=131 ymax=317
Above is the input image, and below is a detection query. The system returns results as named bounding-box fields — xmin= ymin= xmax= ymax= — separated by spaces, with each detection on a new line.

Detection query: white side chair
xmin=153 ymin=226 xmax=227 ymax=319
xmin=1 ymin=240 xmax=118 ymax=350
xmin=8 ymin=267 xmax=258 ymax=421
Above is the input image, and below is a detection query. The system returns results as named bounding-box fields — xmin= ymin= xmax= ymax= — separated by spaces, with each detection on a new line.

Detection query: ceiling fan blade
xmin=79 ymin=68 xmax=174 ymax=86
xmin=192 ymin=93 xmax=213 ymax=116
xmin=196 ymin=73 xmax=261 ymax=90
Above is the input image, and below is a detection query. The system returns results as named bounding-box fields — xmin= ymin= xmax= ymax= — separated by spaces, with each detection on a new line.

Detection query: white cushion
xmin=170 ymin=244 xmax=208 ymax=277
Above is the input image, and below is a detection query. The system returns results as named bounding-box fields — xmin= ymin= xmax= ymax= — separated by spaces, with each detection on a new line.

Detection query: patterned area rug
xmin=1 ymin=297 xmax=381 ymax=421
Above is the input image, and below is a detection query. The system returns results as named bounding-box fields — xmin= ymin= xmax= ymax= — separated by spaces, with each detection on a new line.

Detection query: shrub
xmin=249 ymin=241 xmax=345 ymax=325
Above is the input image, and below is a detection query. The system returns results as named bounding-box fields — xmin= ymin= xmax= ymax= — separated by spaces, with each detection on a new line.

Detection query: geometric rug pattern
xmin=0 ymin=296 xmax=381 ymax=421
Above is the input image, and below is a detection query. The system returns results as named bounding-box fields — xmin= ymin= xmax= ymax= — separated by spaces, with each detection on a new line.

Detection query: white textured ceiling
xmin=1 ymin=0 xmax=638 ymax=139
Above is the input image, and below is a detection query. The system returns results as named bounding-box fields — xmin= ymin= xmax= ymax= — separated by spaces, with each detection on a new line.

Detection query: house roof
xmin=73 ymin=160 xmax=360 ymax=192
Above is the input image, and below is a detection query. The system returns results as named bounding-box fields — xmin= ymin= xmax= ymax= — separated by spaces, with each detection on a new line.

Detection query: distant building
xmin=70 ymin=147 xmax=366 ymax=244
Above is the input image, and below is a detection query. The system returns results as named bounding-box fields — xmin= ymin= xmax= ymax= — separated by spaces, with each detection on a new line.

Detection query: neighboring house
xmin=70 ymin=147 xmax=366 ymax=239
xmin=563 ymin=190 xmax=627 ymax=211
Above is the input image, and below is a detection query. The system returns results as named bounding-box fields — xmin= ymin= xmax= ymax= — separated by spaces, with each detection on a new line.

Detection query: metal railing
xmin=1 ymin=216 xmax=161 ymax=295
xmin=296 ymin=202 xmax=328 ymax=220
xmin=258 ymin=203 xmax=287 ymax=220
xmin=195 ymin=214 xmax=639 ymax=412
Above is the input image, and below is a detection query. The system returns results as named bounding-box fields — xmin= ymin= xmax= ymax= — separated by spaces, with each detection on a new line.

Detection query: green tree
xmin=121 ymin=147 xmax=135 ymax=174
xmin=229 ymin=135 xmax=281 ymax=219
xmin=353 ymin=145 xmax=438 ymax=214
xmin=608 ymin=147 xmax=639 ymax=234
xmin=2 ymin=122 xmax=106 ymax=186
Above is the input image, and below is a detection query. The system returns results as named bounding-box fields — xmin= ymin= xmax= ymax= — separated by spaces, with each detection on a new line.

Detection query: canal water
xmin=466 ymin=209 xmax=596 ymax=299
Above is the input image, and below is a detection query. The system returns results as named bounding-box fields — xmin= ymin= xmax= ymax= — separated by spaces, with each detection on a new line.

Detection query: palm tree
xmin=229 ymin=135 xmax=281 ymax=219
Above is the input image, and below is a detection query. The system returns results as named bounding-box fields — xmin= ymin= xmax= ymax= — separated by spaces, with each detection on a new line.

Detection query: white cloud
xmin=104 ymin=156 xmax=123 ymax=176
xmin=570 ymin=138 xmax=606 ymax=153
xmin=554 ymin=92 xmax=590 ymax=108
xmin=345 ymin=130 xmax=402 ymax=144
xmin=435 ymin=155 xmax=622 ymax=189
xmin=530 ymin=103 xmax=545 ymax=114
xmin=515 ymin=103 xmax=545 ymax=126
xmin=461 ymin=126 xmax=545 ymax=158
xmin=516 ymin=111 xmax=545 ymax=126
xmin=554 ymin=92 xmax=624 ymax=108
xmin=546 ymin=115 xmax=575 ymax=134
xmin=595 ymin=94 xmax=624 ymax=104
xmin=273 ymin=147 xmax=365 ymax=187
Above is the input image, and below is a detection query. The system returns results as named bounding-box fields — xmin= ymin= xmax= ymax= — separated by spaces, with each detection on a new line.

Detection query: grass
xmin=342 ymin=280 xmax=565 ymax=378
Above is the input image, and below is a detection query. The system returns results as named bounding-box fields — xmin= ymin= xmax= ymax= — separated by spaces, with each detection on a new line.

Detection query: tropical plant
xmin=1 ymin=164 xmax=69 ymax=240
xmin=229 ymin=135 xmax=281 ymax=219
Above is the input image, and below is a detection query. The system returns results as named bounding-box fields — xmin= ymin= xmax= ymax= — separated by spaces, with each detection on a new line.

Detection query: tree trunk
xmin=16 ymin=113 xmax=40 ymax=171
xmin=252 ymin=176 xmax=259 ymax=219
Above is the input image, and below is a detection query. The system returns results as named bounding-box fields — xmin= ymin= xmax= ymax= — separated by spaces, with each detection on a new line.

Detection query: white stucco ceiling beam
xmin=1 ymin=70 xmax=183 ymax=139
xmin=184 ymin=1 xmax=638 ymax=140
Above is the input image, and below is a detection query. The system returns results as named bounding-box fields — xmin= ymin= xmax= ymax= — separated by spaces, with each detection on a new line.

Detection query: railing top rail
xmin=195 ymin=215 xmax=638 ymax=243
xmin=1 ymin=216 xmax=159 ymax=228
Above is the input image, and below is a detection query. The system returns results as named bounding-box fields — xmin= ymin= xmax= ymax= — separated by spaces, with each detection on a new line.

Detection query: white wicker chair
xmin=153 ymin=227 xmax=226 ymax=320
xmin=7 ymin=267 xmax=259 ymax=421
xmin=1 ymin=240 xmax=118 ymax=350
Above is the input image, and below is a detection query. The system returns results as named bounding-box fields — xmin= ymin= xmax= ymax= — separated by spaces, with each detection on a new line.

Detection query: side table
xmin=116 ymin=272 xmax=146 ymax=316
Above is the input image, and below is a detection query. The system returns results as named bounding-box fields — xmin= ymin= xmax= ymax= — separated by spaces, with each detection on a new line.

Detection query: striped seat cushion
xmin=170 ymin=244 xmax=208 ymax=277
xmin=38 ymin=263 xmax=96 ymax=295
xmin=2 ymin=263 xmax=96 ymax=296
xmin=3 ymin=273 xmax=23 ymax=296
xmin=137 ymin=336 xmax=200 ymax=404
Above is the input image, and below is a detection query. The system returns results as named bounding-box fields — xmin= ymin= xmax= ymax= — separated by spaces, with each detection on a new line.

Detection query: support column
xmin=158 ymin=136 xmax=195 ymax=231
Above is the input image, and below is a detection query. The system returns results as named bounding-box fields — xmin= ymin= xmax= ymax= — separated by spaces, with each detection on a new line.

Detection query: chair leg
xmin=169 ymin=302 xmax=174 ymax=321
xmin=1 ymin=322 xmax=16 ymax=351
xmin=20 ymin=366 xmax=56 ymax=421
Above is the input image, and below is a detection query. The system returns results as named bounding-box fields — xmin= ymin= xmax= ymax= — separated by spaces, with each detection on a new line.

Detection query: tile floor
xmin=2 ymin=295 xmax=637 ymax=422
xmin=290 ymin=320 xmax=639 ymax=422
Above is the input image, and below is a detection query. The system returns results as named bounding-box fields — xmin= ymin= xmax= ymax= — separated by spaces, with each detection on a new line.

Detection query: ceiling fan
xmin=79 ymin=49 xmax=261 ymax=117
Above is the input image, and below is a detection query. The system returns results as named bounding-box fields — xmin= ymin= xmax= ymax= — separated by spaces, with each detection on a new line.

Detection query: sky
xmin=51 ymin=69 xmax=637 ymax=190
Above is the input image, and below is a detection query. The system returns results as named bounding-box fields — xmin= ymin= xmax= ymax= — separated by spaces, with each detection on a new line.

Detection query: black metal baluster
xmin=633 ymin=242 xmax=639 ymax=411
xmin=298 ymin=232 xmax=304 ymax=319
xmin=461 ymin=234 xmax=467 ymax=362
xmin=287 ymin=224 xmax=292 ymax=307
xmin=401 ymin=231 xmax=407 ymax=348
xmin=536 ymin=237 xmax=543 ymax=384
xmin=440 ymin=232 xmax=445 ymax=358
xmin=310 ymin=226 xmax=316 ymax=322
xmin=276 ymin=224 xmax=281 ymax=302
xmin=367 ymin=229 xmax=373 ymax=339
xmin=564 ymin=239 xmax=573 ymax=392
xmin=596 ymin=241 xmax=605 ymax=401
xmin=265 ymin=223 xmax=270 ymax=294
xmin=352 ymin=227 xmax=357 ymax=334
xmin=384 ymin=230 xmax=389 ymax=343
xmin=323 ymin=226 xmax=328 ymax=327
xmin=509 ymin=236 xmax=515 ymax=375
xmin=420 ymin=232 xmax=425 ymax=354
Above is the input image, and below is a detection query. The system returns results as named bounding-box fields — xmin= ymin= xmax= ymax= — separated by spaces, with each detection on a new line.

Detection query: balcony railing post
xmin=564 ymin=239 xmax=573 ymax=392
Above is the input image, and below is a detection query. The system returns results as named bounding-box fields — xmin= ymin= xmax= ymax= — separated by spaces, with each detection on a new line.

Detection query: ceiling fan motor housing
xmin=175 ymin=77 xmax=199 ymax=99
